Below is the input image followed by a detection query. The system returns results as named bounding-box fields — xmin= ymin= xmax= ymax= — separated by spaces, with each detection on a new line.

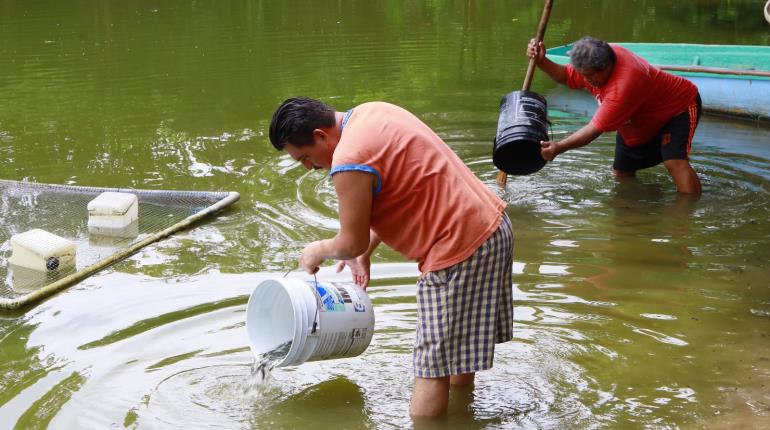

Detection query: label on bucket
xmin=516 ymin=97 xmax=548 ymax=127
xmin=313 ymin=328 xmax=371 ymax=359
xmin=305 ymin=281 xmax=374 ymax=361
xmin=314 ymin=282 xmax=367 ymax=313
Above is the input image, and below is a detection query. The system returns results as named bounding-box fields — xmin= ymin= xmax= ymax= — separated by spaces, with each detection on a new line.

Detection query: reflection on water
xmin=1 ymin=0 xmax=770 ymax=428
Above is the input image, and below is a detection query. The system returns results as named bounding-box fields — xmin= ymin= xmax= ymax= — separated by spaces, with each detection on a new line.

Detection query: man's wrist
xmin=553 ymin=140 xmax=564 ymax=155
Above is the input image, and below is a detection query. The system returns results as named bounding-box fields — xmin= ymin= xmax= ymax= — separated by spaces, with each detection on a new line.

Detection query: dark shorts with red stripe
xmin=613 ymin=93 xmax=702 ymax=172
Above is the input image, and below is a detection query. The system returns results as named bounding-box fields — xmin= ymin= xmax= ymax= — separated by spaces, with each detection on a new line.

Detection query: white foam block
xmin=89 ymin=219 xmax=139 ymax=244
xmin=8 ymin=229 xmax=76 ymax=271
xmin=87 ymin=191 xmax=138 ymax=231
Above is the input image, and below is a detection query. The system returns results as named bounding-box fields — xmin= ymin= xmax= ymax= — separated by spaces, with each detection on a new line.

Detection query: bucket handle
xmin=547 ymin=118 xmax=553 ymax=141
xmin=308 ymin=273 xmax=321 ymax=335
xmin=283 ymin=268 xmax=322 ymax=334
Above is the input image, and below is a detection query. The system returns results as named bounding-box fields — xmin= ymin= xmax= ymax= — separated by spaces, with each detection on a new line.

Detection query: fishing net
xmin=0 ymin=180 xmax=239 ymax=310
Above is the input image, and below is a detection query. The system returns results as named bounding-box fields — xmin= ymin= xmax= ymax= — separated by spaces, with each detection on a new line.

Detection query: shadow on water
xmin=249 ymin=377 xmax=373 ymax=430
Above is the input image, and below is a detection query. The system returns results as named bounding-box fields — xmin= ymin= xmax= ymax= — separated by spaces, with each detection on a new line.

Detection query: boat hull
xmin=765 ymin=0 xmax=770 ymax=25
xmin=684 ymin=75 xmax=770 ymax=120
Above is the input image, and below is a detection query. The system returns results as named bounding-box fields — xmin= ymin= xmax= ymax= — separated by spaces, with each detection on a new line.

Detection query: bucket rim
xmin=278 ymin=279 xmax=316 ymax=367
xmin=246 ymin=278 xmax=309 ymax=366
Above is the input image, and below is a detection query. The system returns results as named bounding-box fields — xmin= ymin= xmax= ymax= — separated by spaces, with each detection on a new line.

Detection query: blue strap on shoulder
xmin=330 ymin=164 xmax=382 ymax=195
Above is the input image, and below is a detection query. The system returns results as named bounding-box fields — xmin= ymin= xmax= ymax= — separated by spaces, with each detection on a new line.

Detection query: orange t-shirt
xmin=565 ymin=45 xmax=698 ymax=146
xmin=331 ymin=102 xmax=506 ymax=273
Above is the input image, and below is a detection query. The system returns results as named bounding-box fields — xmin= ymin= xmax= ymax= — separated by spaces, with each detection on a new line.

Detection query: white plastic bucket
xmin=246 ymin=278 xmax=375 ymax=367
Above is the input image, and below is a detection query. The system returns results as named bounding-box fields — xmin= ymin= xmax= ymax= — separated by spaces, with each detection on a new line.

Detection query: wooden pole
xmin=656 ymin=64 xmax=770 ymax=78
xmin=497 ymin=0 xmax=554 ymax=186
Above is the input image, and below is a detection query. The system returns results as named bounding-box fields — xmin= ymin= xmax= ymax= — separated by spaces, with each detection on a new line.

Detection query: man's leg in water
xmin=664 ymin=159 xmax=701 ymax=194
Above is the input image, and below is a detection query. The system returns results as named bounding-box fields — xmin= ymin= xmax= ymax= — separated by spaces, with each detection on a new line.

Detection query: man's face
xmin=578 ymin=64 xmax=613 ymax=88
xmin=283 ymin=128 xmax=337 ymax=170
xmin=284 ymin=143 xmax=325 ymax=170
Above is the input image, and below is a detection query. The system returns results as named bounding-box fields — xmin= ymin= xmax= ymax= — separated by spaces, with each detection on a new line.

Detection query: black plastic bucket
xmin=493 ymin=90 xmax=549 ymax=175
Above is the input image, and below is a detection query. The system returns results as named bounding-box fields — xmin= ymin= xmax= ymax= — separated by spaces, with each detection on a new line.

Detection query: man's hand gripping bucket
xmin=246 ymin=278 xmax=375 ymax=366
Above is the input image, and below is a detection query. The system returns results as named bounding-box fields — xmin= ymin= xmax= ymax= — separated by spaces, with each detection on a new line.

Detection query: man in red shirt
xmin=529 ymin=36 xmax=702 ymax=194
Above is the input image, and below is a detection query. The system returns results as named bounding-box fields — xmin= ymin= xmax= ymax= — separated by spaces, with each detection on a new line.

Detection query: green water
xmin=1 ymin=1 xmax=769 ymax=428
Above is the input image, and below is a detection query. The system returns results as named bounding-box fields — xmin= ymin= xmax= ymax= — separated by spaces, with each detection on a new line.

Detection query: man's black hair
xmin=569 ymin=36 xmax=617 ymax=71
xmin=269 ymin=97 xmax=336 ymax=150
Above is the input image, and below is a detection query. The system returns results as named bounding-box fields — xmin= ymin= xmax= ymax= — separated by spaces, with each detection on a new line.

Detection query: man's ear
xmin=313 ymin=128 xmax=331 ymax=147
xmin=312 ymin=129 xmax=326 ymax=140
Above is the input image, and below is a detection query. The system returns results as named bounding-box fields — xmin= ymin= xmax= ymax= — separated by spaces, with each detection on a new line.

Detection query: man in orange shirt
xmin=269 ymin=97 xmax=513 ymax=417
xmin=529 ymin=36 xmax=702 ymax=194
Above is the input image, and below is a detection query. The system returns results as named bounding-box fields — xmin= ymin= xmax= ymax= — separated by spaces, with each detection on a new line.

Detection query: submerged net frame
xmin=0 ymin=180 xmax=239 ymax=310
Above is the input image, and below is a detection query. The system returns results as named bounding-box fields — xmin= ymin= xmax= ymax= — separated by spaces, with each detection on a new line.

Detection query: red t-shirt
xmin=565 ymin=45 xmax=698 ymax=146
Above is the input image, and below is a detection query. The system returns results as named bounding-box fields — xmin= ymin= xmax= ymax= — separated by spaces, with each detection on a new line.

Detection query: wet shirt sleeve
xmin=590 ymin=75 xmax=647 ymax=132
xmin=565 ymin=65 xmax=588 ymax=90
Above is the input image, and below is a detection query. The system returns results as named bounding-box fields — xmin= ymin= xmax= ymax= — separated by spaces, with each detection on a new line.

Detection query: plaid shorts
xmin=413 ymin=212 xmax=514 ymax=378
